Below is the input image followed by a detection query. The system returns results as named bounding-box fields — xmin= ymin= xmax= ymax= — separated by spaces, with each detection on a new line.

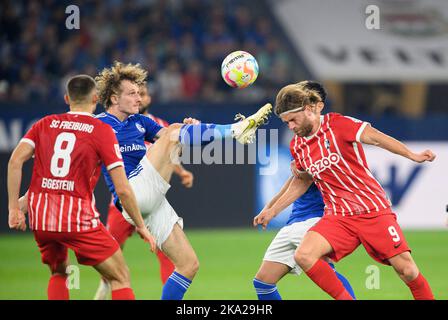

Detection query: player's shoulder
xmin=327 ymin=112 xmax=363 ymax=126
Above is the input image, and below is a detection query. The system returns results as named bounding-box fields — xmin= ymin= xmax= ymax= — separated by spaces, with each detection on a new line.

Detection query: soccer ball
xmin=221 ymin=51 xmax=259 ymax=89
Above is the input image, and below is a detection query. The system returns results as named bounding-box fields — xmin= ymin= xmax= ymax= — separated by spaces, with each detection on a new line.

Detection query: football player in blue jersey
xmin=252 ymin=81 xmax=355 ymax=300
xmin=94 ymin=61 xmax=272 ymax=300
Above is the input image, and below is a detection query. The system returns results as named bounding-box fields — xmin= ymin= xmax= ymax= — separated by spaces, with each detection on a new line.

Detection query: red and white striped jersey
xmin=144 ymin=113 xmax=169 ymax=148
xmin=22 ymin=111 xmax=124 ymax=232
xmin=290 ymin=112 xmax=391 ymax=216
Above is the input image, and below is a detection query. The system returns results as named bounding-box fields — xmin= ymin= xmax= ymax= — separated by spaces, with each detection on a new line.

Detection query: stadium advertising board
xmin=272 ymin=0 xmax=448 ymax=81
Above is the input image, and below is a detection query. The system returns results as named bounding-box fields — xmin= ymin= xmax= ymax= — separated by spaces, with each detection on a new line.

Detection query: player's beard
xmin=295 ymin=119 xmax=313 ymax=137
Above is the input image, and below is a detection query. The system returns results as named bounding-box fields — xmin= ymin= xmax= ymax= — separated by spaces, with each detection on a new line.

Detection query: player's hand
xmin=135 ymin=226 xmax=157 ymax=253
xmin=183 ymin=117 xmax=201 ymax=125
xmin=253 ymin=208 xmax=276 ymax=230
xmin=409 ymin=150 xmax=436 ymax=163
xmin=8 ymin=208 xmax=27 ymax=231
xmin=19 ymin=195 xmax=28 ymax=214
xmin=179 ymin=170 xmax=194 ymax=188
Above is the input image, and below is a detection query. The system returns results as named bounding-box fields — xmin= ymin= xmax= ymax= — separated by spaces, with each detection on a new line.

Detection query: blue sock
xmin=253 ymin=278 xmax=282 ymax=300
xmin=161 ymin=271 xmax=192 ymax=300
xmin=179 ymin=123 xmax=232 ymax=146
xmin=328 ymin=263 xmax=356 ymax=299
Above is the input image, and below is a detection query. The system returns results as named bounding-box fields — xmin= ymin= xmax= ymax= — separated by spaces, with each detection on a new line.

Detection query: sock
xmin=328 ymin=263 xmax=356 ymax=299
xmin=156 ymin=250 xmax=175 ymax=284
xmin=179 ymin=124 xmax=232 ymax=145
xmin=406 ymin=273 xmax=434 ymax=300
xmin=111 ymin=287 xmax=135 ymax=300
xmin=305 ymin=259 xmax=353 ymax=300
xmin=48 ymin=274 xmax=69 ymax=300
xmin=161 ymin=271 xmax=192 ymax=300
xmin=253 ymin=278 xmax=282 ymax=300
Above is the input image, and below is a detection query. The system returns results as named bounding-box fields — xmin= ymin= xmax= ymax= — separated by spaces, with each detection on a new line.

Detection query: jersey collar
xmin=67 ymin=111 xmax=93 ymax=117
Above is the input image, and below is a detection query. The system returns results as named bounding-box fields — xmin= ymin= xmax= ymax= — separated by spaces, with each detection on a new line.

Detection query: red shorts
xmin=33 ymin=224 xmax=120 ymax=270
xmin=107 ymin=202 xmax=134 ymax=246
xmin=309 ymin=208 xmax=411 ymax=265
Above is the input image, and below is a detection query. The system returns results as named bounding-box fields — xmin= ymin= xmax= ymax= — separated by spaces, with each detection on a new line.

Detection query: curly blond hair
xmin=274 ymin=81 xmax=324 ymax=116
xmin=95 ymin=61 xmax=147 ymax=109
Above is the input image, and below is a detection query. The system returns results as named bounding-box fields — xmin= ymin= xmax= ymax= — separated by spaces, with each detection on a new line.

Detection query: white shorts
xmin=263 ymin=217 xmax=321 ymax=275
xmin=122 ymin=157 xmax=183 ymax=248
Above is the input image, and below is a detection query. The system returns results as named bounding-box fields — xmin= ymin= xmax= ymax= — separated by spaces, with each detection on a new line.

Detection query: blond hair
xmin=95 ymin=61 xmax=147 ymax=109
xmin=274 ymin=80 xmax=323 ymax=116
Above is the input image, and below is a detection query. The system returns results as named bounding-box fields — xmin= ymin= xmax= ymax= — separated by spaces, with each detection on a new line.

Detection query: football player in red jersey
xmin=94 ymin=84 xmax=194 ymax=299
xmin=255 ymin=80 xmax=436 ymax=300
xmin=7 ymin=75 xmax=156 ymax=300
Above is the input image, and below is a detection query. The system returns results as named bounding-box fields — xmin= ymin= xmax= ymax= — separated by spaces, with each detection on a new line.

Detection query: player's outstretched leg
xmin=47 ymin=260 xmax=70 ymax=300
xmin=388 ymin=252 xmax=434 ymax=300
xmin=159 ymin=224 xmax=199 ymax=300
xmin=253 ymin=261 xmax=290 ymax=300
xmin=146 ymin=103 xmax=272 ymax=182
xmin=94 ymin=249 xmax=135 ymax=300
xmin=294 ymin=231 xmax=354 ymax=300
xmin=178 ymin=103 xmax=272 ymax=145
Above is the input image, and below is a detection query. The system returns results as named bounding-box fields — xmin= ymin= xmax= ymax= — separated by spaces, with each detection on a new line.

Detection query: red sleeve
xmin=289 ymin=137 xmax=305 ymax=173
xmin=94 ymin=123 xmax=124 ymax=171
xmin=330 ymin=113 xmax=370 ymax=143
xmin=21 ymin=119 xmax=42 ymax=149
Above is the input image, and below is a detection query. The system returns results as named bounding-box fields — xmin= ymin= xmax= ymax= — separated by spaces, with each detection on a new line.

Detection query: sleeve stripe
xmin=106 ymin=161 xmax=124 ymax=171
xmin=20 ymin=138 xmax=35 ymax=148
xmin=356 ymin=122 xmax=369 ymax=143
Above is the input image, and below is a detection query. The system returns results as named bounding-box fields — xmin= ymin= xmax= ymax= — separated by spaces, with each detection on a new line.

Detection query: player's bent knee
xmin=400 ymin=263 xmax=420 ymax=282
xmin=294 ymin=249 xmax=316 ymax=269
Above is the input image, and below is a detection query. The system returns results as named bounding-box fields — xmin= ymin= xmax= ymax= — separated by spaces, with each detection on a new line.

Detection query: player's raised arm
xmin=360 ymin=125 xmax=436 ymax=163
xmin=7 ymin=142 xmax=34 ymax=231
xmin=254 ymin=172 xmax=313 ymax=230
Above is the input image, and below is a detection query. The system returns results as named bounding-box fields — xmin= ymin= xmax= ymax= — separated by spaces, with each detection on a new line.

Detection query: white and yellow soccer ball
xmin=221 ymin=51 xmax=259 ymax=89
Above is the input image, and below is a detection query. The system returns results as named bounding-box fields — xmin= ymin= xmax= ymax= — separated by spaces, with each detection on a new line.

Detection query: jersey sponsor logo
xmin=119 ymin=143 xmax=147 ymax=153
xmin=135 ymin=123 xmax=145 ymax=133
xmin=308 ymin=153 xmax=341 ymax=176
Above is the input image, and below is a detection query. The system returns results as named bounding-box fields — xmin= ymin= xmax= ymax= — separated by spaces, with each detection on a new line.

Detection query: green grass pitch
xmin=0 ymin=229 xmax=447 ymax=300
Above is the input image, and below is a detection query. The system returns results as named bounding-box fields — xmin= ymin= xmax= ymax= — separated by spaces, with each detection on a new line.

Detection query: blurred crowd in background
xmin=0 ymin=0 xmax=446 ymax=116
xmin=0 ymin=0 xmax=301 ymax=104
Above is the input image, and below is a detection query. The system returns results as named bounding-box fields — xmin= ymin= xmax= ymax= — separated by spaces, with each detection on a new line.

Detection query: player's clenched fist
xmin=135 ymin=226 xmax=157 ymax=252
xmin=8 ymin=208 xmax=27 ymax=231
xmin=253 ymin=208 xmax=276 ymax=230
xmin=409 ymin=149 xmax=436 ymax=163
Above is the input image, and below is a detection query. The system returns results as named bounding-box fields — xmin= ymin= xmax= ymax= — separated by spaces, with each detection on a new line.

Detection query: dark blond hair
xmin=274 ymin=80 xmax=325 ymax=116
xmin=95 ymin=61 xmax=147 ymax=109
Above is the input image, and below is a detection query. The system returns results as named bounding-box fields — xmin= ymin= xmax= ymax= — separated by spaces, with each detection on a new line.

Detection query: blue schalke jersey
xmin=96 ymin=112 xmax=162 ymax=203
xmin=287 ymin=182 xmax=325 ymax=225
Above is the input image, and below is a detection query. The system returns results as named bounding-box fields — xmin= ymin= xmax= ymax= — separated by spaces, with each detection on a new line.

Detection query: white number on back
xmin=50 ymin=132 xmax=76 ymax=177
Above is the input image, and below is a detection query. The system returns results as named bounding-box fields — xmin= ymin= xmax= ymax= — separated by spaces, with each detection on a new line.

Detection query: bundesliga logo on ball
xmin=221 ymin=51 xmax=259 ymax=89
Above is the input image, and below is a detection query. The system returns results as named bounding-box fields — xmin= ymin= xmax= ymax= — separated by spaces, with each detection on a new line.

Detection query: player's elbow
xmin=114 ymin=184 xmax=133 ymax=200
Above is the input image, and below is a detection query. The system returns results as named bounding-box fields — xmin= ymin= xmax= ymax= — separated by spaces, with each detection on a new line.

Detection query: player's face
xmin=116 ymin=80 xmax=142 ymax=115
xmin=139 ymin=86 xmax=152 ymax=113
xmin=280 ymin=107 xmax=316 ymax=137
